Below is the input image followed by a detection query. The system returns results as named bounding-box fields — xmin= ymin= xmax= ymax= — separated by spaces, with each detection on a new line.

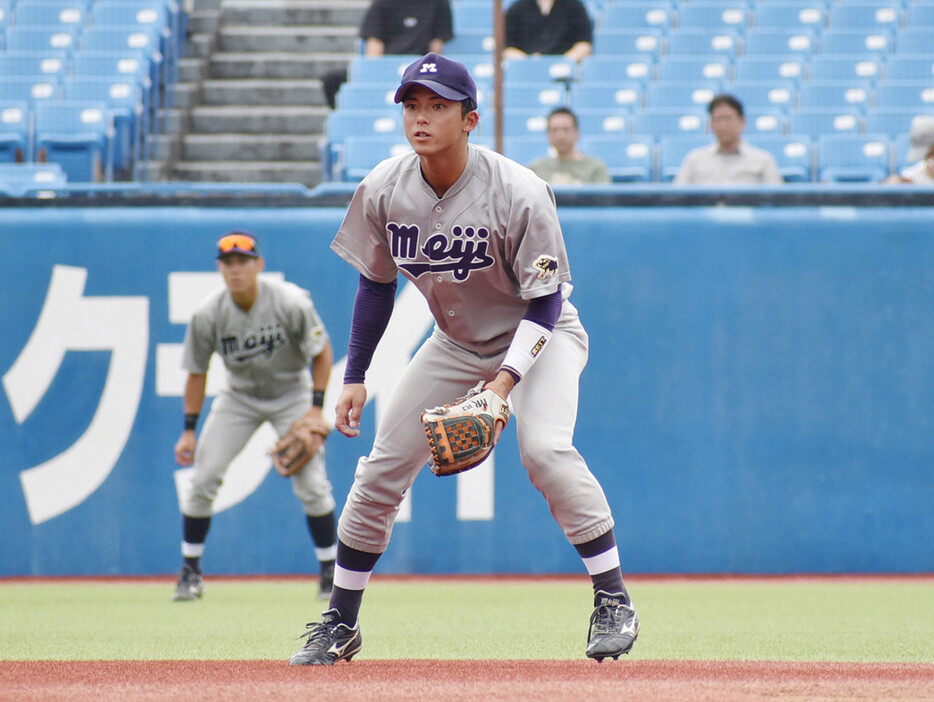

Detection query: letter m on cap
xmin=420 ymin=62 xmax=437 ymax=73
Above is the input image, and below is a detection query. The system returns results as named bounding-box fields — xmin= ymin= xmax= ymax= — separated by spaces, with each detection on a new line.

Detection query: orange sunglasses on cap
xmin=216 ymin=232 xmax=260 ymax=258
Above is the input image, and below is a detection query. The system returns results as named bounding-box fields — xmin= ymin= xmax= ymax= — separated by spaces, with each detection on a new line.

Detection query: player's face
xmin=546 ymin=113 xmax=579 ymax=157
xmin=710 ymin=104 xmax=745 ymax=150
xmin=401 ymin=85 xmax=477 ymax=157
xmin=217 ymin=253 xmax=264 ymax=295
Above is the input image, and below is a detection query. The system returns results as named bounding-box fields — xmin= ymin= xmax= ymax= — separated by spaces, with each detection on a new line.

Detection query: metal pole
xmin=493 ymin=0 xmax=504 ymax=154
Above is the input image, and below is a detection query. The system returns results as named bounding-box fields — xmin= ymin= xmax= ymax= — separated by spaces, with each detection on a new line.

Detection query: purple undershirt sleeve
xmin=344 ymin=274 xmax=397 ymax=384
xmin=524 ymin=286 xmax=562 ymax=330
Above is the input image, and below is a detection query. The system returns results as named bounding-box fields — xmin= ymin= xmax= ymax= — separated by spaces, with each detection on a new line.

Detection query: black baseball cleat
xmin=318 ymin=562 xmax=335 ymax=601
xmin=289 ymin=608 xmax=362 ymax=666
xmin=171 ymin=564 xmax=204 ymax=602
xmin=585 ymin=590 xmax=640 ymax=662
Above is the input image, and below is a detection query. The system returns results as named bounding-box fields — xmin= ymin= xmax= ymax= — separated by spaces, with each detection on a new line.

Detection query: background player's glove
xmin=420 ymin=382 xmax=510 ymax=477
xmin=271 ymin=414 xmax=330 ymax=477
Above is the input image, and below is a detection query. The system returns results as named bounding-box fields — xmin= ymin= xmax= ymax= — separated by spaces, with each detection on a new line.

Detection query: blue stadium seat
xmin=905 ymin=1 xmax=934 ymax=28
xmin=601 ymin=1 xmax=675 ymax=31
xmin=443 ymin=30 xmax=493 ymax=55
xmin=92 ymin=1 xmax=178 ymax=83
xmin=62 ymin=76 xmax=144 ymax=175
xmin=504 ymin=56 xmax=578 ymax=84
xmin=798 ymin=81 xmax=874 ymax=113
xmin=498 ymin=84 xmax=569 ymax=111
xmin=893 ymin=29 xmax=934 ymax=56
xmin=657 ymin=134 xmax=710 ymax=181
xmin=571 ymin=82 xmax=643 ymax=112
xmin=817 ymin=133 xmax=891 ymax=182
xmin=734 ymin=57 xmax=807 ymax=86
xmin=503 ymin=135 xmax=551 ymax=168
xmin=592 ymin=29 xmax=665 ymax=58
xmin=0 ymin=0 xmax=12 ymax=25
xmin=502 ymin=108 xmax=551 ymax=137
xmin=347 ymin=56 xmax=419 ymax=85
xmin=0 ymin=162 xmax=67 ymax=195
xmin=4 ymin=26 xmax=80 ymax=53
xmin=665 ymin=29 xmax=740 ymax=59
xmin=865 ymin=108 xmax=934 ymax=138
xmin=657 ymin=55 xmax=732 ymax=83
xmin=580 ymin=134 xmax=654 ymax=182
xmin=892 ymin=131 xmax=912 ymax=171
xmin=744 ymin=109 xmax=787 ymax=135
xmin=752 ymin=2 xmax=827 ymax=32
xmin=631 ymin=108 xmax=708 ymax=140
xmin=676 ymin=1 xmax=750 ymax=34
xmin=808 ymin=56 xmax=882 ymax=83
xmin=0 ymin=51 xmax=69 ymax=80
xmin=342 ymin=135 xmax=412 ymax=181
xmin=335 ymin=83 xmax=398 ymax=111
xmin=13 ymin=0 xmax=88 ymax=27
xmin=34 ymin=100 xmax=112 ymax=182
xmin=453 ymin=2 xmax=494 ymax=32
xmin=819 ymin=29 xmax=893 ymax=59
xmin=747 ymin=134 xmax=813 ymax=182
xmin=579 ymin=55 xmax=654 ymax=86
xmin=0 ymin=76 xmax=61 ymax=105
xmin=574 ymin=109 xmax=632 ymax=137
xmin=646 ymin=82 xmax=721 ymax=110
xmin=875 ymin=82 xmax=934 ymax=111
xmin=787 ymin=108 xmax=862 ymax=138
xmin=324 ymin=110 xmax=402 ymax=181
xmin=0 ymin=101 xmax=30 ymax=163
xmin=80 ymin=26 xmax=164 ymax=111
xmin=828 ymin=1 xmax=902 ymax=31
xmin=729 ymin=80 xmax=797 ymax=115
xmin=884 ymin=56 xmax=934 ymax=82
xmin=741 ymin=28 xmax=817 ymax=59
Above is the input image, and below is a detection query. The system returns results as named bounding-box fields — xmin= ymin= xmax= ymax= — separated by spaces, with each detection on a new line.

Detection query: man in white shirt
xmin=885 ymin=115 xmax=934 ymax=185
xmin=674 ymin=94 xmax=784 ymax=186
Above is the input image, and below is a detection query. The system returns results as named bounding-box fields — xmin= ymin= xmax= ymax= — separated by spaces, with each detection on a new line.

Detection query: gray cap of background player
xmin=394 ymin=52 xmax=478 ymax=105
xmin=217 ymin=230 xmax=260 ymax=259
xmin=907 ymin=115 xmax=934 ymax=162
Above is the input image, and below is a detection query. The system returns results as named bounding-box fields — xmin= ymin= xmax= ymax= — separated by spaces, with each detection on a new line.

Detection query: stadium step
xmin=182 ymin=134 xmax=322 ymax=162
xmin=208 ymin=52 xmax=353 ymax=81
xmin=200 ymin=79 xmax=326 ymax=107
xmin=219 ymin=0 xmax=368 ymax=26
xmin=217 ymin=26 xmax=358 ymax=54
xmin=189 ymin=106 xmax=329 ymax=134
xmin=172 ymin=161 xmax=323 ymax=187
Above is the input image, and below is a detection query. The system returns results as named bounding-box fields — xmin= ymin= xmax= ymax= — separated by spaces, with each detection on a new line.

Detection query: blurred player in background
xmin=172 ymin=231 xmax=337 ymax=603
xmin=289 ymin=53 xmax=639 ymax=666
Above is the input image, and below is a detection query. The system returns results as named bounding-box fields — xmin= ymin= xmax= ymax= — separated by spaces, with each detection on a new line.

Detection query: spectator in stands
xmin=323 ymin=0 xmax=454 ymax=109
xmin=674 ymin=94 xmax=784 ymax=186
xmin=504 ymin=0 xmax=593 ymax=62
xmin=884 ymin=116 xmax=934 ymax=185
xmin=528 ymin=107 xmax=610 ymax=185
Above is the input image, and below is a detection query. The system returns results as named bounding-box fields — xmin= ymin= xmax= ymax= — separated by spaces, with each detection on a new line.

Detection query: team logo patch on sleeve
xmin=533 ymin=255 xmax=559 ymax=279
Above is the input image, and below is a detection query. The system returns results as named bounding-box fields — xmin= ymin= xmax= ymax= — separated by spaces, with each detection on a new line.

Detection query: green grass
xmin=1 ymin=578 xmax=932 ymax=662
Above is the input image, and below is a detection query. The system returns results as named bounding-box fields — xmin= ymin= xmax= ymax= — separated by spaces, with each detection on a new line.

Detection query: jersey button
xmin=447 ymin=310 xmax=455 ymax=317
xmin=435 ymin=205 xmax=443 ymax=213
xmin=436 ymin=275 xmax=443 ymax=282
xmin=434 ymin=222 xmax=442 ymax=230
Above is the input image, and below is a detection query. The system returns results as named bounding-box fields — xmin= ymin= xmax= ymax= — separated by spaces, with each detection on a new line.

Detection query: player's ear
xmin=463 ymin=110 xmax=479 ymax=134
xmin=256 ymin=257 xmax=266 ymax=273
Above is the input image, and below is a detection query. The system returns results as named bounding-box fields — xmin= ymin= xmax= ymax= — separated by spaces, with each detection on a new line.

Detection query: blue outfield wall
xmin=0 ymin=204 xmax=932 ymax=576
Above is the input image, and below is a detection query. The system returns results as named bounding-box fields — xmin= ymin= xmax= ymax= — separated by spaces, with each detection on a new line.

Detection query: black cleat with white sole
xmin=289 ymin=608 xmax=362 ymax=666
xmin=585 ymin=590 xmax=640 ymax=662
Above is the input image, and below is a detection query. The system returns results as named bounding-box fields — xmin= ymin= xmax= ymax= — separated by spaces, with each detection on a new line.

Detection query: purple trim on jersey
xmin=524 ymin=286 xmax=562 ymax=331
xmin=344 ymin=275 xmax=397 ymax=384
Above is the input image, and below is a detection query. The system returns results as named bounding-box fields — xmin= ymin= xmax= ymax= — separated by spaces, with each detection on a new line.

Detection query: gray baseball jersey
xmin=332 ymin=143 xmax=572 ymax=356
xmin=180 ymin=277 xmax=334 ymax=518
xmin=330 ymin=142 xmax=614 ymax=554
xmin=183 ymin=277 xmax=329 ymax=398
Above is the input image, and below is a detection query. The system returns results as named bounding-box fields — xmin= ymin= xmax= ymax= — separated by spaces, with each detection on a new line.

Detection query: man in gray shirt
xmin=674 ymin=94 xmax=784 ymax=185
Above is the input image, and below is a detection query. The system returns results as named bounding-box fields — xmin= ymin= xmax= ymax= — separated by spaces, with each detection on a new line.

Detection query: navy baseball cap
xmin=217 ymin=231 xmax=260 ymax=259
xmin=394 ymin=52 xmax=478 ymax=105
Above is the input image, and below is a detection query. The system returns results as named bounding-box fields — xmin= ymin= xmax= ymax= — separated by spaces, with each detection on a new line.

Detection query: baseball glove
xmin=271 ymin=414 xmax=331 ymax=477
xmin=420 ymin=382 xmax=510 ymax=477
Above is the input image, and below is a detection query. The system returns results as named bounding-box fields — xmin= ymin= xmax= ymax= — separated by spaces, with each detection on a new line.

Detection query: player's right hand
xmin=175 ymin=431 xmax=196 ymax=466
xmin=335 ymin=383 xmax=367 ymax=438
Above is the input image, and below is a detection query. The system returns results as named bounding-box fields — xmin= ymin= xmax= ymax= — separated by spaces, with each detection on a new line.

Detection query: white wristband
xmin=501 ymin=319 xmax=552 ymax=380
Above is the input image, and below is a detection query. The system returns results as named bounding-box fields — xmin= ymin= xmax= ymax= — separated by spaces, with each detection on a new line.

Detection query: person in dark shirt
xmin=504 ymin=0 xmax=593 ymax=61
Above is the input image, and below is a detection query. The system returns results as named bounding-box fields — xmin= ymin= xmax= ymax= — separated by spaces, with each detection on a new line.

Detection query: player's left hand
xmin=271 ymin=408 xmax=330 ymax=477
xmin=335 ymin=383 xmax=367 ymax=438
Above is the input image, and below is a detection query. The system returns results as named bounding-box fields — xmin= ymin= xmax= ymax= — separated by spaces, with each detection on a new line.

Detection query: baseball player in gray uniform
xmin=172 ymin=231 xmax=338 ymax=602
xmin=289 ymin=54 xmax=639 ymax=665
